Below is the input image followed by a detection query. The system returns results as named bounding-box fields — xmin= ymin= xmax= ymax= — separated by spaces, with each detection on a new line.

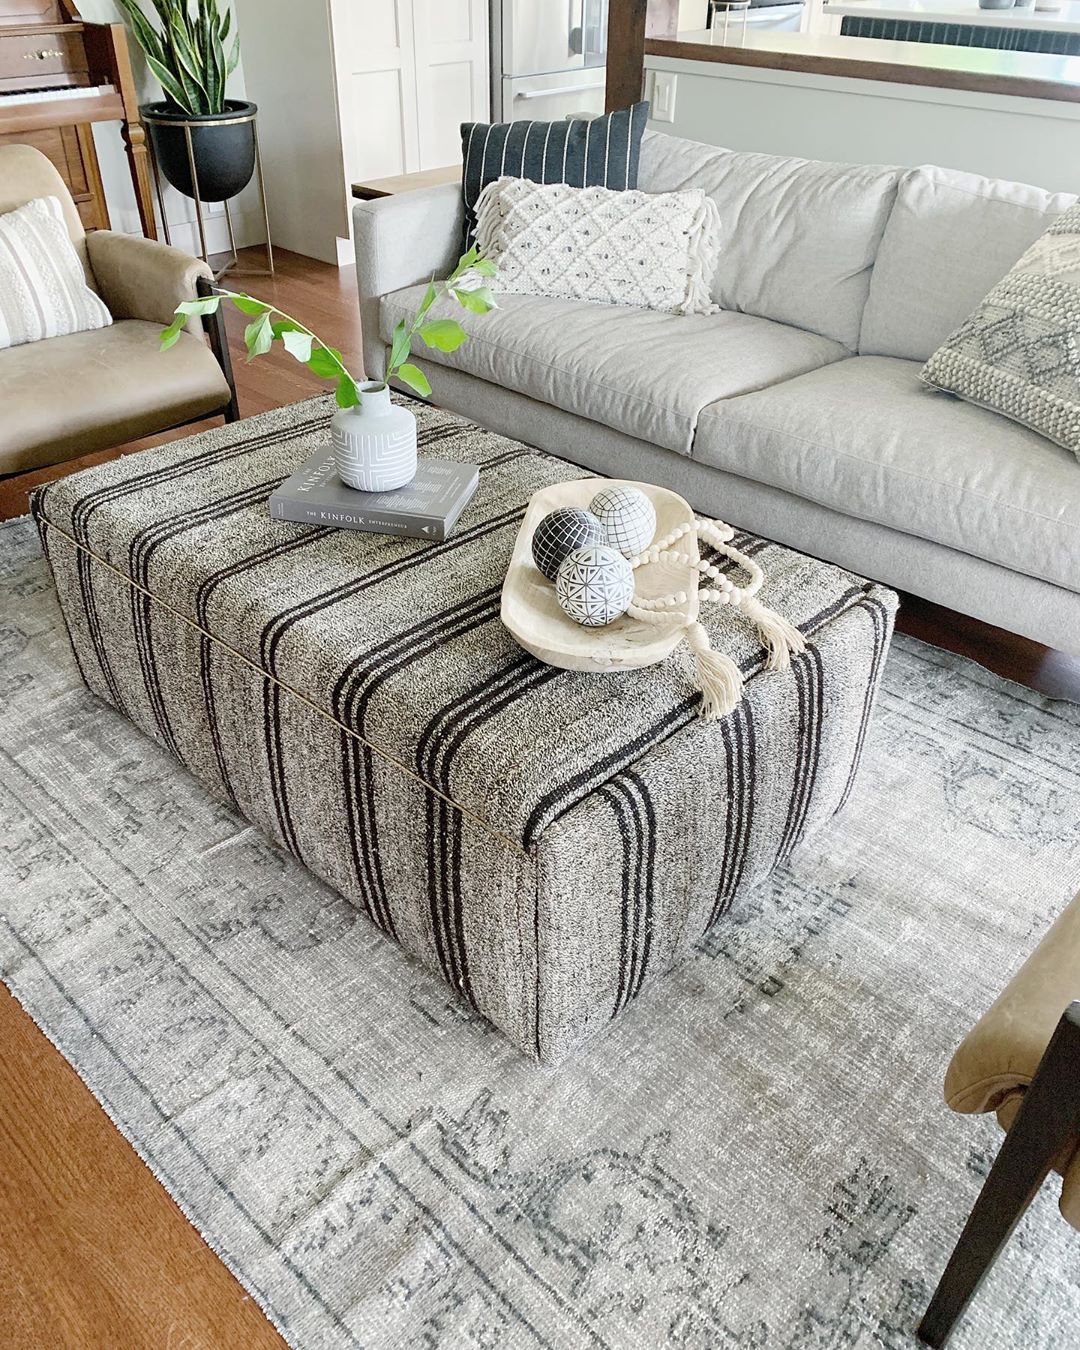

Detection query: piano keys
xmin=0 ymin=0 xmax=157 ymax=238
xmin=2 ymin=84 xmax=116 ymax=106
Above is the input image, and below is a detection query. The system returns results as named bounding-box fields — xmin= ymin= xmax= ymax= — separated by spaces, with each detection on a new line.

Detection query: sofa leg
xmin=919 ymin=1004 xmax=1080 ymax=1348
xmin=197 ymin=274 xmax=240 ymax=423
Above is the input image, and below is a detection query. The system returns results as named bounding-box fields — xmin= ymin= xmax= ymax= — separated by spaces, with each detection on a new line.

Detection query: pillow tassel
xmin=679 ymin=196 xmax=721 ymax=316
xmin=473 ymin=179 xmax=501 ymax=261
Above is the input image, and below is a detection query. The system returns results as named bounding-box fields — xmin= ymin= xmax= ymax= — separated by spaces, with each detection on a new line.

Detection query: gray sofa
xmin=355 ymin=128 xmax=1080 ymax=654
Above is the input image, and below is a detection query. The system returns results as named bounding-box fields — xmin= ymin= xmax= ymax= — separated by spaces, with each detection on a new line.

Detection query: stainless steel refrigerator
xmin=491 ymin=0 xmax=609 ymax=122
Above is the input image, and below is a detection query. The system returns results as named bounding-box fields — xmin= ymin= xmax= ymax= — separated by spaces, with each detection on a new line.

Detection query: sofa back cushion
xmin=638 ymin=130 xmax=899 ymax=349
xmin=860 ymin=165 xmax=1076 ymax=361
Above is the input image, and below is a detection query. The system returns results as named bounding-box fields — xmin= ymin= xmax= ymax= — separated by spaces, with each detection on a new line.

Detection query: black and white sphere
xmin=531 ymin=506 xmax=603 ymax=580
xmin=555 ymin=544 xmax=635 ymax=627
xmin=589 ymin=486 xmax=656 ymax=558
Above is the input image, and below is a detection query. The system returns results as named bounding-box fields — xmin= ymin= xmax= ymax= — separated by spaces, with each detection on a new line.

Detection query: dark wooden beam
xmin=606 ymin=0 xmax=649 ymax=112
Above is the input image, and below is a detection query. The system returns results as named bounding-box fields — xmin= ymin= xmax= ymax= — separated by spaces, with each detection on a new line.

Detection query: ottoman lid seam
xmin=41 ymin=510 xmax=891 ymax=858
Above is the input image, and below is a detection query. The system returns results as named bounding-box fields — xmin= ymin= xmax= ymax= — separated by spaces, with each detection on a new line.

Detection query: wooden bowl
xmin=501 ymin=477 xmax=700 ymax=672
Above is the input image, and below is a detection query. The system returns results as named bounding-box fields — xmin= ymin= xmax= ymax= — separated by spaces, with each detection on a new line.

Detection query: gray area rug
xmin=3 ymin=513 xmax=1080 ymax=1349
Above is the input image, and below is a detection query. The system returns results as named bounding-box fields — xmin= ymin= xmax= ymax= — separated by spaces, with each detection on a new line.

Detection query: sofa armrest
xmin=86 ymin=231 xmax=212 ymax=335
xmin=945 ymin=889 xmax=1080 ymax=1115
xmin=353 ymin=183 xmax=463 ymax=379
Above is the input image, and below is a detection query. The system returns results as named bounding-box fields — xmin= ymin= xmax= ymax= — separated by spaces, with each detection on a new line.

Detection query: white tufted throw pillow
xmin=474 ymin=175 xmax=721 ymax=316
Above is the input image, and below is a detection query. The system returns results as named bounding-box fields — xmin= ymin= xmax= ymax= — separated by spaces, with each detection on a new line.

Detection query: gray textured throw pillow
xmin=922 ymin=201 xmax=1080 ymax=457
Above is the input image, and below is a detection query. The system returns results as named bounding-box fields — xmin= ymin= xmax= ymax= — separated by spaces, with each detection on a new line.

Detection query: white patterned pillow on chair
xmin=922 ymin=200 xmax=1080 ymax=458
xmin=0 ymin=195 xmax=111 ymax=351
xmin=473 ymin=176 xmax=721 ymax=316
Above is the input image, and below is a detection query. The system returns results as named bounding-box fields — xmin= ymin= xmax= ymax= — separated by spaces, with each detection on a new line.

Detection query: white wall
xmin=644 ymin=54 xmax=1080 ymax=195
xmin=81 ymin=0 xmax=264 ymax=253
xmin=232 ymin=0 xmax=488 ymax=266
xmin=679 ymin=0 xmax=709 ymax=30
xmin=233 ymin=0 xmax=349 ymax=265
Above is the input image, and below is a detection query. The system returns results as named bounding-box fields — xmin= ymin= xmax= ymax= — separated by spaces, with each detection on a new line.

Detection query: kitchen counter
xmin=646 ymin=26 xmax=1080 ymax=98
xmin=642 ymin=25 xmax=1080 ymax=204
xmin=821 ymin=0 xmax=1080 ymax=56
xmin=823 ymin=0 xmax=1078 ymax=27
xmin=820 ymin=0 xmax=1074 ymax=26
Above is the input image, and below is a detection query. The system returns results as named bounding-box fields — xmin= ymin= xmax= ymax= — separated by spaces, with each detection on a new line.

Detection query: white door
xmin=412 ymin=0 xmax=489 ymax=167
xmin=332 ymin=0 xmax=421 ymax=182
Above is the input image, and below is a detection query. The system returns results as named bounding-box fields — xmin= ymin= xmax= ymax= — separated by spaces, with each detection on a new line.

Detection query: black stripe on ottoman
xmin=460 ymin=101 xmax=650 ymax=244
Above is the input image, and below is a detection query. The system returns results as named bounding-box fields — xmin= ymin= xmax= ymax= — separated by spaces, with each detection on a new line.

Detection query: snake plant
xmin=116 ymin=0 xmax=240 ymax=117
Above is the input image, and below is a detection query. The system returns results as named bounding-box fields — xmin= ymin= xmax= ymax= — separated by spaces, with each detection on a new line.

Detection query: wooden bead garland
xmin=625 ymin=516 xmax=806 ymax=720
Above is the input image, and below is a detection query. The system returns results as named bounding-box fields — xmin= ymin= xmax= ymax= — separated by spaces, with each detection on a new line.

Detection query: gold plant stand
xmin=144 ymin=105 xmax=274 ymax=280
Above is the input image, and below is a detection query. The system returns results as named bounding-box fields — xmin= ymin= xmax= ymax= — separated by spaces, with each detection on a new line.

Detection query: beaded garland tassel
xmin=624 ymin=515 xmax=806 ymax=719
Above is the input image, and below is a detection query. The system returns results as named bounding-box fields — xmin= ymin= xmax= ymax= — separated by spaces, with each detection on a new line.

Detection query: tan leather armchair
xmin=920 ymin=889 xmax=1080 ymax=1346
xmin=0 ymin=144 xmax=237 ymax=477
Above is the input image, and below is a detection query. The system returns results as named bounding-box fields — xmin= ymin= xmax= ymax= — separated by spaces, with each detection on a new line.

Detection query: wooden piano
xmin=0 ymin=0 xmax=156 ymax=238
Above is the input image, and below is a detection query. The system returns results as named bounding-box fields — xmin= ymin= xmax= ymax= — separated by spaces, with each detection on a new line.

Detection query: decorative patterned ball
xmin=555 ymin=545 xmax=635 ymax=627
xmin=531 ymin=507 xmax=603 ymax=580
xmin=589 ymin=486 xmax=657 ymax=558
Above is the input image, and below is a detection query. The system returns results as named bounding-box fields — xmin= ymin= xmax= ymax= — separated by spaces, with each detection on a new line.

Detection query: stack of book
xmin=269 ymin=450 xmax=479 ymax=542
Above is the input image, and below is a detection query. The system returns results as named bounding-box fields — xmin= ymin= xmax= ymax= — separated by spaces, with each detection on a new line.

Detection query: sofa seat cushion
xmin=860 ymin=165 xmax=1075 ymax=362
xmin=638 ymin=130 xmax=899 ymax=349
xmin=694 ymin=355 xmax=1080 ymax=591
xmin=379 ymin=287 xmax=847 ymax=456
xmin=0 ymin=320 xmax=230 ymax=476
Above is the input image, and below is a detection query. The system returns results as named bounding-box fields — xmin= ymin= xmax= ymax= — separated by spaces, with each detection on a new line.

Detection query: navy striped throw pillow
xmin=460 ymin=103 xmax=650 ymax=244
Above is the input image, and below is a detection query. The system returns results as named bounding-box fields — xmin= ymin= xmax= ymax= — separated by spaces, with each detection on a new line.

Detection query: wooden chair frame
xmin=920 ymin=1001 xmax=1080 ymax=1346
xmin=197 ymin=273 xmax=240 ymax=424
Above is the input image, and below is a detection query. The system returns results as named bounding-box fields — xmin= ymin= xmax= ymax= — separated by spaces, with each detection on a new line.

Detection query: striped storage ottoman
xmin=32 ymin=396 xmax=897 ymax=1065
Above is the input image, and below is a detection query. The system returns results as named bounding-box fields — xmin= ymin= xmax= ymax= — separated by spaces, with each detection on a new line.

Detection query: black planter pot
xmin=143 ymin=99 xmax=257 ymax=203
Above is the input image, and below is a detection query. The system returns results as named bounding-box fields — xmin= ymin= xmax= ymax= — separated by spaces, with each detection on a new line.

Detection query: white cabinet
xmin=414 ymin=0 xmax=490 ymax=166
xmin=333 ymin=0 xmax=489 ymax=185
xmin=235 ymin=0 xmax=488 ymax=264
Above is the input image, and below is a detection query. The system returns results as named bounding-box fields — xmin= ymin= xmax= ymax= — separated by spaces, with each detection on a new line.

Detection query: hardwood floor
xmin=0 ymin=984 xmax=284 ymax=1350
xmin=1 ymin=245 xmax=1078 ymax=1350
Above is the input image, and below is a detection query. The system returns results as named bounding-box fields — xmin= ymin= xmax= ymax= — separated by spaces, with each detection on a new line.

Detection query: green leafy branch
xmin=159 ymin=245 xmax=498 ymax=409
xmin=161 ymin=288 xmax=363 ymax=407
xmin=116 ymin=0 xmax=239 ymax=117
xmin=383 ymin=245 xmax=497 ymax=398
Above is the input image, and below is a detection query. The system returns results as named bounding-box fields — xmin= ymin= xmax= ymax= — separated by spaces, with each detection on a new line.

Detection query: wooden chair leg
xmin=197 ymin=274 xmax=240 ymax=423
xmin=919 ymin=1004 xmax=1080 ymax=1348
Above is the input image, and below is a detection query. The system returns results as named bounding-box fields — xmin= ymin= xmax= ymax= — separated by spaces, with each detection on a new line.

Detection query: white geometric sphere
xmin=555 ymin=544 xmax=635 ymax=627
xmin=589 ymin=486 xmax=656 ymax=558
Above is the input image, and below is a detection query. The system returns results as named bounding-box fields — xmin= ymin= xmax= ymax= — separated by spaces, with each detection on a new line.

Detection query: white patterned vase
xmin=331 ymin=382 xmax=417 ymax=492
